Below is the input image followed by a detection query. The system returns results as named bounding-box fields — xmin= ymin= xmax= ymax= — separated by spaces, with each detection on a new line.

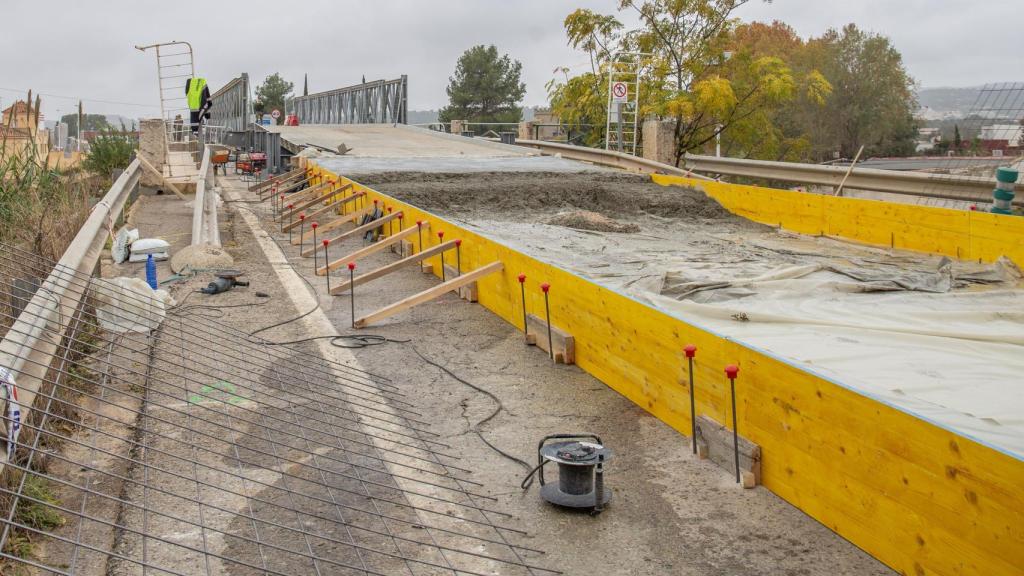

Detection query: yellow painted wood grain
xmin=653 ymin=174 xmax=1024 ymax=268
xmin=314 ymin=164 xmax=1024 ymax=576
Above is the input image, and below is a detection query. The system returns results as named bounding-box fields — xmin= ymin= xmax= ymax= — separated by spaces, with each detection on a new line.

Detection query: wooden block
xmin=390 ymin=239 xmax=415 ymax=258
xmin=443 ymin=265 xmax=478 ymax=302
xmin=524 ymin=313 xmax=575 ymax=364
xmin=421 ymin=263 xmax=433 ymax=274
xmin=694 ymin=414 xmax=761 ymax=486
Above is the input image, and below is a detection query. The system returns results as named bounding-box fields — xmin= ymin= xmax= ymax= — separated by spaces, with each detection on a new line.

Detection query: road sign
xmin=271 ymin=109 xmax=281 ymax=119
xmin=611 ymin=81 xmax=628 ymax=103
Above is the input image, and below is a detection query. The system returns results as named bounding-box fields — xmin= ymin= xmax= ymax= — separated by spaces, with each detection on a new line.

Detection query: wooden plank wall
xmin=310 ymin=163 xmax=1024 ymax=576
xmin=653 ymin=175 xmax=1024 ymax=267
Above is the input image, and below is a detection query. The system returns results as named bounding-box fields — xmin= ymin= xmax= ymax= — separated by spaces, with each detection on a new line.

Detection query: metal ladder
xmin=605 ymin=52 xmax=647 ymax=157
xmin=135 ymin=41 xmax=199 ymax=177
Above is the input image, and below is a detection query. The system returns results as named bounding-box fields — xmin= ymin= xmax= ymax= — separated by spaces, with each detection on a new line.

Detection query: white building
xmin=979 ymin=124 xmax=1023 ymax=147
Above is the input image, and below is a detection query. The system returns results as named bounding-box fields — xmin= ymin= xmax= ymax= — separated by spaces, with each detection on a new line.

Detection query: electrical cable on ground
xmin=413 ymin=348 xmax=533 ymax=473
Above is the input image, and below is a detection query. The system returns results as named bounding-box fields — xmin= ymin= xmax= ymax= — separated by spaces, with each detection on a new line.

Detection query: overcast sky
xmin=1 ymin=0 xmax=1020 ymax=120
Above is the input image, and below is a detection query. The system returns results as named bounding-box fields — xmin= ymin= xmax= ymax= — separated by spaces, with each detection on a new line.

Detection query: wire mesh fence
xmin=0 ymin=243 xmax=554 ymax=575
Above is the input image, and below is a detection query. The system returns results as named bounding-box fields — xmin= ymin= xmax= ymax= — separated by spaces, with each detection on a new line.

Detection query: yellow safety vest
xmin=187 ymin=78 xmax=207 ymax=110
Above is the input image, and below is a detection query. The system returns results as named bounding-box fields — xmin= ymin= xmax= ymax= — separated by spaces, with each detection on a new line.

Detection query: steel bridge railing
xmin=293 ymin=76 xmax=407 ymax=125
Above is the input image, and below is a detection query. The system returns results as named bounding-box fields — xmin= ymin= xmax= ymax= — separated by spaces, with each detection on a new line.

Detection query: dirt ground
xmin=217 ymin=174 xmax=894 ymax=576
xmin=354 ymin=171 xmax=741 ymax=224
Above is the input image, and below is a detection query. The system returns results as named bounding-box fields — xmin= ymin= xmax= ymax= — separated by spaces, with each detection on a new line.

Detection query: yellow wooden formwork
xmin=309 ymin=162 xmax=1024 ymax=576
xmin=653 ymin=175 xmax=1024 ymax=267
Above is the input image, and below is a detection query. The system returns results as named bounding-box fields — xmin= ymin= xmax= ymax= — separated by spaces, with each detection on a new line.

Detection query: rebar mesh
xmin=0 ymin=243 xmax=554 ymax=575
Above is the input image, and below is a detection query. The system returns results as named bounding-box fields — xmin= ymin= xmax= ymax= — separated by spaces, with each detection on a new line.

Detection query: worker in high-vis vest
xmin=185 ymin=77 xmax=211 ymax=134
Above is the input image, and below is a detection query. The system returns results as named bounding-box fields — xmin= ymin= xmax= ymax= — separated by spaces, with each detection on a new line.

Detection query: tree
xmin=549 ymin=2 xmax=823 ymax=164
xmin=82 ymin=127 xmax=136 ymax=183
xmin=254 ymin=73 xmax=294 ymax=124
xmin=802 ymin=24 xmax=917 ymax=159
xmin=60 ymin=113 xmax=110 ymax=136
xmin=953 ymin=124 xmax=962 ymax=151
xmin=439 ymin=45 xmax=526 ymax=125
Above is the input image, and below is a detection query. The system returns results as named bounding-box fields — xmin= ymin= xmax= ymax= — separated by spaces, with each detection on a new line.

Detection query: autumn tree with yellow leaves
xmin=549 ymin=1 xmax=916 ymax=163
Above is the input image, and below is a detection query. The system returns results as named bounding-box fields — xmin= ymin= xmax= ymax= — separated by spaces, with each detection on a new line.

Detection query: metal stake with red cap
xmin=455 ymin=239 xmax=462 ymax=276
xmin=541 ymin=283 xmax=553 ymax=361
xmin=415 ymin=221 xmax=423 ymax=254
xmin=284 ymin=204 xmax=294 ymax=232
xmin=685 ymin=344 xmax=698 ymax=454
xmin=518 ymin=274 xmax=528 ymax=342
xmin=725 ymin=364 xmax=740 ymax=483
xmin=387 ymin=207 xmax=394 ymax=236
xmin=295 ymin=213 xmax=305 ymax=244
xmin=310 ymin=222 xmax=319 ymax=270
xmin=278 ymin=194 xmax=285 ymax=218
xmin=348 ymin=262 xmax=357 ymax=328
xmin=322 ymin=239 xmax=331 ymax=293
xmin=437 ymin=231 xmax=446 ymax=281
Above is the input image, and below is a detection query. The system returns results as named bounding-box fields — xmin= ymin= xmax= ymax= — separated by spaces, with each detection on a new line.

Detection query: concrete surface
xmin=265 ymin=124 xmax=536 ymax=158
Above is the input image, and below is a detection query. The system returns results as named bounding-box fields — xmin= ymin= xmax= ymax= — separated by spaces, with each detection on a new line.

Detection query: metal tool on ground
xmin=685 ymin=344 xmax=697 ymax=454
xmin=541 ymin=283 xmax=553 ymax=361
xmin=521 ymin=434 xmax=612 ymax=512
xmin=348 ymin=262 xmax=356 ymax=328
xmin=199 ymin=270 xmax=249 ymax=295
xmin=726 ymin=364 xmax=740 ymax=483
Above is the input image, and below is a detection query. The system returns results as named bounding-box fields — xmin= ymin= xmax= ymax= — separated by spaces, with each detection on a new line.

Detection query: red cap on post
xmin=725 ymin=364 xmax=739 ymax=379
xmin=373 ymin=199 xmax=378 ymax=205
xmin=517 ymin=273 xmax=526 ymax=283
xmin=279 ymin=194 xmax=284 ymax=200
xmin=287 ymin=204 xmax=294 ymax=210
xmin=299 ymin=213 xmax=305 ymax=220
xmin=387 ymin=207 xmax=393 ymax=213
xmin=311 ymin=222 xmax=318 ymax=229
xmin=322 ymin=239 xmax=330 ymax=247
xmin=416 ymin=220 xmax=423 ymax=227
xmin=684 ymin=344 xmax=697 ymax=358
xmin=397 ymin=211 xmax=404 ymax=218
xmin=455 ymin=239 xmax=462 ymax=247
xmin=438 ymin=231 xmax=445 ymax=240
xmin=347 ymin=262 xmax=356 ymax=271
xmin=540 ymin=283 xmax=550 ymax=293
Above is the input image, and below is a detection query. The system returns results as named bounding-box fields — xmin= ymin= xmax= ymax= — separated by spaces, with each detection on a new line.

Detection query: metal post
xmin=541 ymin=283 xmax=553 ymax=361
xmin=685 ymin=345 xmax=697 ymax=454
xmin=348 ymin=263 xmax=356 ymax=329
xmin=284 ymin=204 xmax=294 ymax=233
xmin=726 ymin=364 xmax=740 ymax=483
xmin=455 ymin=240 xmax=462 ymax=276
xmin=518 ymin=274 xmax=528 ymax=341
xmin=416 ymin=221 xmax=423 ymax=254
xmin=322 ymin=240 xmax=331 ymax=293
xmin=437 ymin=231 xmax=446 ymax=281
xmin=311 ymin=223 xmax=319 ymax=271
xmin=616 ymin=102 xmax=623 ymax=153
xmin=297 ymin=214 xmax=305 ymax=247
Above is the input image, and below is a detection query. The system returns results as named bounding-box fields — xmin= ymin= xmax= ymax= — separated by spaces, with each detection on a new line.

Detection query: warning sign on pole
xmin=271 ymin=109 xmax=281 ymax=120
xmin=611 ymin=81 xmax=628 ymax=103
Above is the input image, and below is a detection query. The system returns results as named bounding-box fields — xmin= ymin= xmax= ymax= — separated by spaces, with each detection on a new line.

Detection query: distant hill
xmin=916 ymin=87 xmax=982 ymax=119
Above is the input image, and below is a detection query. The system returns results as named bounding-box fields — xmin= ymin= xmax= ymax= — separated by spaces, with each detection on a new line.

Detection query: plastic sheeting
xmin=92 ymin=277 xmax=174 ymax=333
xmin=463 ymin=218 xmax=1024 ymax=460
